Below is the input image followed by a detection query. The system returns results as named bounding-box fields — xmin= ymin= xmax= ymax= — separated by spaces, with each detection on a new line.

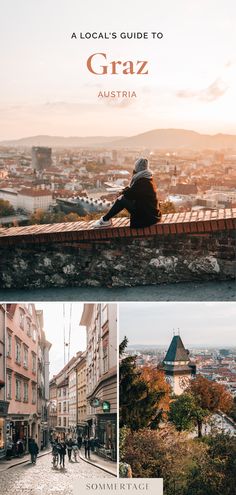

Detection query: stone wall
xmin=0 ymin=209 xmax=235 ymax=289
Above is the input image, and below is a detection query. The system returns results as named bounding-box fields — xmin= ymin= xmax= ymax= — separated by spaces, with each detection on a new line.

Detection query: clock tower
xmin=163 ymin=335 xmax=196 ymax=395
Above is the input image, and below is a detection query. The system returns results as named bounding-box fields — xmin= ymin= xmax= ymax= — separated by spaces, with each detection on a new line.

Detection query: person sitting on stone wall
xmin=93 ymin=158 xmax=161 ymax=229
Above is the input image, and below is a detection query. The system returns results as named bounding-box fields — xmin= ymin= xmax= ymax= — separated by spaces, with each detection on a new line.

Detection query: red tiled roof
xmin=19 ymin=188 xmax=52 ymax=197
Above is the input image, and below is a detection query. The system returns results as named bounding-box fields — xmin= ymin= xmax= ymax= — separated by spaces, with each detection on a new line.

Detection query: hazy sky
xmin=36 ymin=302 xmax=86 ymax=377
xmin=1 ymin=0 xmax=235 ymax=138
xmin=119 ymin=302 xmax=236 ymax=348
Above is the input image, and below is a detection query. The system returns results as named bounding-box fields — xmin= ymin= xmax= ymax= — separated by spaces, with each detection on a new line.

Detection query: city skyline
xmin=0 ymin=0 xmax=236 ymax=138
xmin=119 ymin=302 xmax=236 ymax=347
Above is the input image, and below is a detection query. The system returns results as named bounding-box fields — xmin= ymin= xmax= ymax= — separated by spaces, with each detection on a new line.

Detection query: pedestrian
xmin=72 ymin=441 xmax=79 ymax=462
xmin=66 ymin=437 xmax=73 ymax=461
xmin=51 ymin=441 xmax=59 ymax=468
xmin=84 ymin=436 xmax=91 ymax=459
xmin=16 ymin=439 xmax=24 ymax=457
xmin=93 ymin=158 xmax=161 ymax=229
xmin=28 ymin=438 xmax=39 ymax=464
xmin=77 ymin=435 xmax=82 ymax=450
xmin=58 ymin=440 xmax=66 ymax=468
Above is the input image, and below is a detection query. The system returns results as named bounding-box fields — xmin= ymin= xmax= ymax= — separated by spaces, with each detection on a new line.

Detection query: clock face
xmin=179 ymin=376 xmax=190 ymax=389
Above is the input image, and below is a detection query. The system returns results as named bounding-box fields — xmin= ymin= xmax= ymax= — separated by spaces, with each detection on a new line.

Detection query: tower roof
xmin=164 ymin=336 xmax=189 ymax=362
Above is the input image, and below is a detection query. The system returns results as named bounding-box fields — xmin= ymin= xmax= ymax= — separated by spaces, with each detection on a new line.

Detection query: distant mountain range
xmin=0 ymin=135 xmax=124 ymax=148
xmin=1 ymin=129 xmax=236 ymax=149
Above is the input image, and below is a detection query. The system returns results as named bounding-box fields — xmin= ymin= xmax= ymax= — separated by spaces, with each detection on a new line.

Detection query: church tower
xmin=163 ymin=335 xmax=196 ymax=395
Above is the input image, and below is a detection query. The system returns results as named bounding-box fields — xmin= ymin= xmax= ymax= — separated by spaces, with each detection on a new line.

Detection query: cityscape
xmin=119 ymin=302 xmax=236 ymax=493
xmin=0 ymin=303 xmax=117 ymax=494
xmin=0 ymin=136 xmax=236 ymax=228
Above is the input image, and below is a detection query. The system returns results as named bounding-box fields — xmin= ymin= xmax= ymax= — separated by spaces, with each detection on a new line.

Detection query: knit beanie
xmin=134 ymin=158 xmax=149 ymax=173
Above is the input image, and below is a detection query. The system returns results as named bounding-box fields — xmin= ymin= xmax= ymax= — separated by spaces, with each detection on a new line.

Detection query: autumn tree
xmin=185 ymin=434 xmax=236 ymax=495
xmin=122 ymin=425 xmax=208 ymax=489
xmin=29 ymin=209 xmax=64 ymax=224
xmin=160 ymin=201 xmax=176 ymax=214
xmin=0 ymin=199 xmax=15 ymax=217
xmin=63 ymin=212 xmax=82 ymax=222
xmin=188 ymin=376 xmax=233 ymax=437
xmin=119 ymin=338 xmax=170 ymax=430
xmin=140 ymin=366 xmax=171 ymax=421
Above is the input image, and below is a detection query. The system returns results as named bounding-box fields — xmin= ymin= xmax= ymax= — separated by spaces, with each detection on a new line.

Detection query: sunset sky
xmin=0 ymin=0 xmax=235 ymax=139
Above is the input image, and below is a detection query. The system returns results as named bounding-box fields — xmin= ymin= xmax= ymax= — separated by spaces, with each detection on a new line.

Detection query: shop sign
xmin=102 ymin=401 xmax=110 ymax=412
xmin=90 ymin=397 xmax=100 ymax=408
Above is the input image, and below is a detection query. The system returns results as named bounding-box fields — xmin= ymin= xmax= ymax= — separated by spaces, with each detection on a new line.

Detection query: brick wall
xmin=0 ymin=209 xmax=235 ymax=289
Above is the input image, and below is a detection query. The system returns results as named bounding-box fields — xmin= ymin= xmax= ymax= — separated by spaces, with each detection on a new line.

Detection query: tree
xmin=185 ymin=434 xmax=236 ymax=495
xmin=140 ymin=366 xmax=171 ymax=421
xmin=122 ymin=425 xmax=208 ymax=490
xmin=160 ymin=201 xmax=176 ymax=214
xmin=119 ymin=336 xmax=128 ymax=356
xmin=169 ymin=393 xmax=207 ymax=434
xmin=188 ymin=376 xmax=233 ymax=437
xmin=119 ymin=338 xmax=170 ymax=430
xmin=229 ymin=396 xmax=236 ymax=422
xmin=63 ymin=212 xmax=82 ymax=222
xmin=0 ymin=199 xmax=14 ymax=217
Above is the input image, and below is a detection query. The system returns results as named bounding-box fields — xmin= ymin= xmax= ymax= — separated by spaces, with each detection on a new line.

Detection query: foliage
xmin=0 ymin=199 xmax=15 ymax=217
xmin=140 ymin=366 xmax=171 ymax=420
xmin=119 ymin=336 xmax=128 ymax=357
xmin=160 ymin=201 xmax=176 ymax=214
xmin=62 ymin=212 xmax=83 ymax=222
xmin=119 ymin=339 xmax=170 ymax=430
xmin=121 ymin=427 xmax=236 ymax=495
xmin=122 ymin=426 xmax=208 ymax=489
xmin=184 ymin=434 xmax=236 ymax=495
xmin=169 ymin=393 xmax=207 ymax=433
xmin=29 ymin=209 xmax=64 ymax=224
xmin=229 ymin=396 xmax=236 ymax=422
xmin=188 ymin=376 xmax=233 ymax=437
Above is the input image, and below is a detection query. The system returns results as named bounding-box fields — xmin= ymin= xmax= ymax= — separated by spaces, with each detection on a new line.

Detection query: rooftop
xmin=164 ymin=335 xmax=190 ymax=362
xmin=18 ymin=188 xmax=53 ymax=197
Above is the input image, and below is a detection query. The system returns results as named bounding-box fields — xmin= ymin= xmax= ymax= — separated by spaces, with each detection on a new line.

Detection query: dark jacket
xmin=29 ymin=441 xmax=39 ymax=455
xmin=123 ymin=177 xmax=161 ymax=228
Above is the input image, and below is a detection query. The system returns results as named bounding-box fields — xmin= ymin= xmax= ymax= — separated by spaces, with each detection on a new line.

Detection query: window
xmin=6 ymin=374 xmax=12 ymax=399
xmin=26 ymin=319 xmax=31 ymax=337
xmin=102 ymin=337 xmax=109 ymax=373
xmin=32 ymin=352 xmax=36 ymax=373
xmin=58 ymin=389 xmax=61 ymax=397
xmin=7 ymin=332 xmax=12 ymax=357
xmin=32 ymin=326 xmax=37 ymax=341
xmin=63 ymin=417 xmax=66 ymax=427
xmin=58 ymin=417 xmax=61 ymax=426
xmin=16 ymin=378 xmax=21 ymax=401
xmin=19 ymin=310 xmax=24 ymax=329
xmin=101 ymin=304 xmax=108 ymax=326
xmin=58 ymin=402 xmax=61 ymax=413
xmin=63 ymin=388 xmax=66 ymax=396
xmin=63 ymin=401 xmax=66 ymax=412
xmin=23 ymin=382 xmax=28 ymax=402
xmin=23 ymin=346 xmax=28 ymax=369
xmin=15 ymin=339 xmax=21 ymax=364
xmin=32 ymin=384 xmax=36 ymax=404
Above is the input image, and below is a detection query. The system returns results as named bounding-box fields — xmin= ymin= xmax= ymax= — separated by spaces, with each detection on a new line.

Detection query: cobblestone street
xmin=0 ymin=453 xmax=113 ymax=495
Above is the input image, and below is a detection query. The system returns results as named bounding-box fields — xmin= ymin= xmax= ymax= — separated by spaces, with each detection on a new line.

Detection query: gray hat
xmin=134 ymin=158 xmax=149 ymax=173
